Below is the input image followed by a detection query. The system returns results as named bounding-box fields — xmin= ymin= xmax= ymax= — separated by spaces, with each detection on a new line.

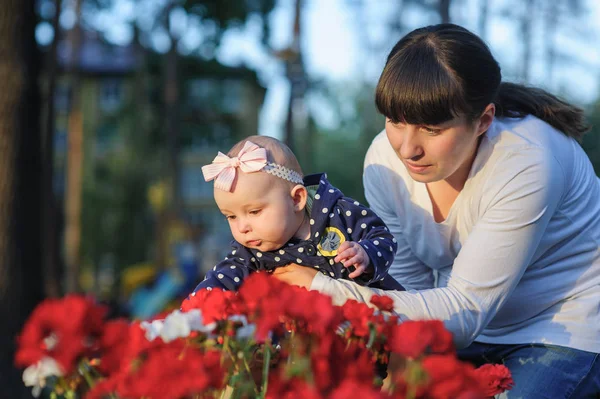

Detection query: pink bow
xmin=201 ymin=141 xmax=268 ymax=192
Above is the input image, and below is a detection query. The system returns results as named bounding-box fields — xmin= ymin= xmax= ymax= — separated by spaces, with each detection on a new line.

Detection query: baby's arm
xmin=192 ymin=243 xmax=254 ymax=292
xmin=335 ymin=198 xmax=398 ymax=284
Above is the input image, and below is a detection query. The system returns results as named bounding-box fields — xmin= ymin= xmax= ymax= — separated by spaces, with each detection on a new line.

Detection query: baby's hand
xmin=334 ymin=241 xmax=371 ymax=279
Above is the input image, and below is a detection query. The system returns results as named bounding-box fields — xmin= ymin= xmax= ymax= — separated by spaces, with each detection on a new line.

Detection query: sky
xmin=215 ymin=0 xmax=600 ymax=139
xmin=37 ymin=0 xmax=600 ymax=139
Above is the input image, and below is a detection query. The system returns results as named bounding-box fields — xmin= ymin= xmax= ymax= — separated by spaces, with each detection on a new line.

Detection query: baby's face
xmin=215 ymin=172 xmax=303 ymax=252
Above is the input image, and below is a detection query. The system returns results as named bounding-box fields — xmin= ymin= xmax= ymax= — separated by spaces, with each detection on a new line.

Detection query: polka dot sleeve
xmin=337 ymin=198 xmax=398 ymax=284
xmin=191 ymin=242 xmax=254 ymax=292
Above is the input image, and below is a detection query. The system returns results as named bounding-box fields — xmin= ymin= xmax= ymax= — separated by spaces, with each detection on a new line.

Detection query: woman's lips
xmin=405 ymin=162 xmax=431 ymax=173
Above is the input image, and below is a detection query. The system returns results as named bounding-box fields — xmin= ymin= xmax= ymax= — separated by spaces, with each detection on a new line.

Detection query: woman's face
xmin=384 ymin=105 xmax=494 ymax=186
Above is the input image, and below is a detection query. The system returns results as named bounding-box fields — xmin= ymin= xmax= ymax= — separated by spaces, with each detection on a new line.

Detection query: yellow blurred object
xmin=121 ymin=263 xmax=157 ymax=295
xmin=166 ymin=220 xmax=190 ymax=268
xmin=79 ymin=267 xmax=95 ymax=292
xmin=147 ymin=180 xmax=169 ymax=212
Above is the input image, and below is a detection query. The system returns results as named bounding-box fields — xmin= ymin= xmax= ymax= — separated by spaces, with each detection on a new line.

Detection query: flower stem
xmin=259 ymin=341 xmax=271 ymax=398
xmin=78 ymin=359 xmax=96 ymax=389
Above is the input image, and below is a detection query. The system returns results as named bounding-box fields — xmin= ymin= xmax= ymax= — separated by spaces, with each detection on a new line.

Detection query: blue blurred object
xmin=176 ymin=241 xmax=199 ymax=294
xmin=127 ymin=240 xmax=199 ymax=319
xmin=129 ymin=270 xmax=184 ymax=319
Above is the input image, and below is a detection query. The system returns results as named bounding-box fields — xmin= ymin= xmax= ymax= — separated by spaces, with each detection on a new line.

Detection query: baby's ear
xmin=290 ymin=184 xmax=308 ymax=212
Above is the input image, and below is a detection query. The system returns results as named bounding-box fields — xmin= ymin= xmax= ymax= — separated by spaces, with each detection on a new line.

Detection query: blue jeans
xmin=457 ymin=342 xmax=600 ymax=398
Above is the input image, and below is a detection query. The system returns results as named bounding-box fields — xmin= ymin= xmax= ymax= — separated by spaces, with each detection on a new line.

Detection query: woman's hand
xmin=272 ymin=264 xmax=319 ymax=289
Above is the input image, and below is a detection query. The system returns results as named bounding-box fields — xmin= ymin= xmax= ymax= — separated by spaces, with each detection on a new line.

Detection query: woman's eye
xmin=422 ymin=126 xmax=441 ymax=135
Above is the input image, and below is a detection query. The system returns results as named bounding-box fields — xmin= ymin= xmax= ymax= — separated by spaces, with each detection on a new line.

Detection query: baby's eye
xmin=225 ymin=215 xmax=236 ymax=221
xmin=249 ymin=209 xmax=262 ymax=215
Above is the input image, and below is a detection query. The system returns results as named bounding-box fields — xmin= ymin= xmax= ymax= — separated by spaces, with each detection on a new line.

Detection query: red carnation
xmin=330 ymin=380 xmax=388 ymax=399
xmin=95 ymin=319 xmax=131 ymax=375
xmin=388 ymin=320 xmax=454 ymax=359
xmin=181 ymin=287 xmax=242 ymax=324
xmin=15 ymin=295 xmax=107 ymax=373
xmin=266 ymin=373 xmax=323 ymax=399
xmin=341 ymin=299 xmax=375 ymax=338
xmin=370 ymin=295 xmax=394 ymax=312
xmin=419 ymin=354 xmax=481 ymax=399
xmin=473 ymin=363 xmax=514 ymax=396
xmin=89 ymin=342 xmax=225 ymax=399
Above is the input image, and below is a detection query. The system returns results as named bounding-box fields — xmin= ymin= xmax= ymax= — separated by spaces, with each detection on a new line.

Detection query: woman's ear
xmin=290 ymin=185 xmax=308 ymax=212
xmin=476 ymin=103 xmax=495 ymax=136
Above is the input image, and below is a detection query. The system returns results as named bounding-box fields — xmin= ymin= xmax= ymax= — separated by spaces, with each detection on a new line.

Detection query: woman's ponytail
xmin=494 ymin=82 xmax=590 ymax=141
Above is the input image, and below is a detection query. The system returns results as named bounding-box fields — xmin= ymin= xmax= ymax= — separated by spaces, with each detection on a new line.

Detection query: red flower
xmin=310 ymin=337 xmax=375 ymax=393
xmin=88 ymin=342 xmax=225 ymax=399
xmin=284 ymin=289 xmax=343 ymax=336
xmin=341 ymin=299 xmax=375 ymax=338
xmin=370 ymin=295 xmax=394 ymax=312
xmin=95 ymin=319 xmax=131 ymax=375
xmin=181 ymin=287 xmax=241 ymax=324
xmin=419 ymin=354 xmax=481 ymax=399
xmin=473 ymin=363 xmax=514 ymax=397
xmin=329 ymin=380 xmax=389 ymax=399
xmin=266 ymin=373 xmax=323 ymax=399
xmin=388 ymin=320 xmax=454 ymax=359
xmin=15 ymin=295 xmax=107 ymax=373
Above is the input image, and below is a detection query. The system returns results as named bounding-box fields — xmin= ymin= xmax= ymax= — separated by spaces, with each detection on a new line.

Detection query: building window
xmin=221 ymin=79 xmax=243 ymax=114
xmin=54 ymin=128 xmax=67 ymax=154
xmin=188 ymin=78 xmax=218 ymax=110
xmin=55 ymin=84 xmax=71 ymax=112
xmin=180 ymin=165 xmax=213 ymax=203
xmin=53 ymin=165 xmax=66 ymax=197
xmin=100 ymin=79 xmax=122 ymax=112
xmin=95 ymin=123 xmax=119 ymax=156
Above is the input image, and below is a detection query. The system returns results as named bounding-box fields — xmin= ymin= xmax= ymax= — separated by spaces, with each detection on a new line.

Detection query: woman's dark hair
xmin=375 ymin=23 xmax=590 ymax=140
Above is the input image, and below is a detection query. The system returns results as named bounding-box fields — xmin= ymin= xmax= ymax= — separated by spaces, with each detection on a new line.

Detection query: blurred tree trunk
xmin=438 ymin=0 xmax=451 ymax=23
xmin=478 ymin=0 xmax=489 ymax=40
xmin=282 ymin=0 xmax=306 ymax=154
xmin=543 ymin=1 xmax=558 ymax=88
xmin=42 ymin=0 xmax=63 ymax=298
xmin=0 ymin=0 xmax=44 ymax=396
xmin=165 ymin=3 xmax=181 ymax=217
xmin=64 ymin=0 xmax=83 ymax=293
xmin=519 ymin=0 xmax=536 ymax=82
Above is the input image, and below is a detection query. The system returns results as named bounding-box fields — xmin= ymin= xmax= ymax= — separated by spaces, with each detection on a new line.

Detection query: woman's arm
xmin=363 ymin=151 xmax=434 ymax=290
xmin=315 ymin=149 xmax=566 ymax=349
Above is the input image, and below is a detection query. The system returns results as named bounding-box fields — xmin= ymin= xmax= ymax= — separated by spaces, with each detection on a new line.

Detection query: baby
xmin=190 ymin=135 xmax=403 ymax=293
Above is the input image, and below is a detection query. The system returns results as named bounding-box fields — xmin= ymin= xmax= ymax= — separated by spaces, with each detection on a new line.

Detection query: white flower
xmin=185 ymin=309 xmax=217 ymax=333
xmin=140 ymin=319 xmax=165 ymax=342
xmin=160 ymin=311 xmax=192 ymax=342
xmin=228 ymin=314 xmax=248 ymax=325
xmin=141 ymin=310 xmax=217 ymax=343
xmin=22 ymin=357 xmax=63 ymax=397
xmin=236 ymin=324 xmax=257 ymax=340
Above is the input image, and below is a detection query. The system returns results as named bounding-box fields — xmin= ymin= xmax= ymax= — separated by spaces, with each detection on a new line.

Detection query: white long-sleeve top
xmin=311 ymin=115 xmax=600 ymax=352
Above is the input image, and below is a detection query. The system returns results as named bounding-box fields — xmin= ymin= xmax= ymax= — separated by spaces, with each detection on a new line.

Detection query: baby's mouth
xmin=246 ymin=240 xmax=262 ymax=247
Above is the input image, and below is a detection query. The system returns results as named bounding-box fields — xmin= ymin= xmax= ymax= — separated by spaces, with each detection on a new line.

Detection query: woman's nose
xmin=399 ymin=130 xmax=423 ymax=160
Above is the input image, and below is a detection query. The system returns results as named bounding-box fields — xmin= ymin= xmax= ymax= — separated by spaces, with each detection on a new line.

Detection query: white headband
xmin=201 ymin=141 xmax=304 ymax=191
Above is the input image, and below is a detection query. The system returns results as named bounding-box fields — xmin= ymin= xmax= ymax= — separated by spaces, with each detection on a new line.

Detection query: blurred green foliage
xmin=582 ymin=100 xmax=600 ymax=175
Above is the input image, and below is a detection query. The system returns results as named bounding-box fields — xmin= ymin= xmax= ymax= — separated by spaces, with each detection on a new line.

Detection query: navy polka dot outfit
xmin=191 ymin=173 xmax=404 ymax=294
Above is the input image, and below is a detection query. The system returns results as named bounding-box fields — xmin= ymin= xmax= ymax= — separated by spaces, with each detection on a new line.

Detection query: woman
xmin=273 ymin=24 xmax=600 ymax=398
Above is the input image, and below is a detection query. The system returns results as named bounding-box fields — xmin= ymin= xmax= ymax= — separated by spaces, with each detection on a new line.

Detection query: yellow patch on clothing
xmin=317 ymin=226 xmax=346 ymax=256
